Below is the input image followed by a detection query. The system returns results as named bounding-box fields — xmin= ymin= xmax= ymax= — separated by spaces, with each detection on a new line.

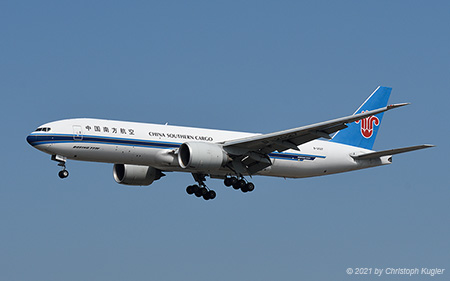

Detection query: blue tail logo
xmin=331 ymin=86 xmax=392 ymax=150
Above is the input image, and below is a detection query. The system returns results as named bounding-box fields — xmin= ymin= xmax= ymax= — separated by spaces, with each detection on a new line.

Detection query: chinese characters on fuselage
xmin=85 ymin=125 xmax=135 ymax=135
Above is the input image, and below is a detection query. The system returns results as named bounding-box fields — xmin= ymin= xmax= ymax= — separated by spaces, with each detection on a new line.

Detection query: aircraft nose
xmin=26 ymin=134 xmax=36 ymax=146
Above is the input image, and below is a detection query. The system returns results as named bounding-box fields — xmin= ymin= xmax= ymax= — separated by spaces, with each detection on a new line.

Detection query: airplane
xmin=26 ymin=86 xmax=433 ymax=200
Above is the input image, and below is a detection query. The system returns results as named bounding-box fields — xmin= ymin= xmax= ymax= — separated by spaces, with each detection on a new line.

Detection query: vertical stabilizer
xmin=330 ymin=86 xmax=392 ymax=150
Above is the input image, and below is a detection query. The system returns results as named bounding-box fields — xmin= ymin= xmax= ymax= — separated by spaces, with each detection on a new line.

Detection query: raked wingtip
xmin=387 ymin=102 xmax=410 ymax=109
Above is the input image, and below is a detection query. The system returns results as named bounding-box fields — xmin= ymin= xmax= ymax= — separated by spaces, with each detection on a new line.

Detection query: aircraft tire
xmin=58 ymin=170 xmax=69 ymax=179
xmin=186 ymin=185 xmax=195 ymax=195
xmin=246 ymin=182 xmax=255 ymax=192
xmin=199 ymin=187 xmax=208 ymax=196
xmin=208 ymin=190 xmax=216 ymax=199
xmin=224 ymin=178 xmax=232 ymax=187
xmin=233 ymin=179 xmax=246 ymax=190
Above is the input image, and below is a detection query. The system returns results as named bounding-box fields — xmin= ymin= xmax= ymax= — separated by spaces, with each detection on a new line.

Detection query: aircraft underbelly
xmin=44 ymin=143 xmax=176 ymax=166
xmin=45 ymin=141 xmax=386 ymax=179
xmin=259 ymin=156 xmax=356 ymax=178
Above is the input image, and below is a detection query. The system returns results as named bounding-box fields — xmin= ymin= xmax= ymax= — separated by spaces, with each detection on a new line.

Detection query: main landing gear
xmin=52 ymin=155 xmax=69 ymax=179
xmin=186 ymin=174 xmax=216 ymax=201
xmin=186 ymin=174 xmax=255 ymax=200
xmin=224 ymin=176 xmax=255 ymax=193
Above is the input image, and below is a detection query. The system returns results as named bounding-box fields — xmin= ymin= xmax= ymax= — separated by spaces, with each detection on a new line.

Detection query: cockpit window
xmin=35 ymin=127 xmax=51 ymax=132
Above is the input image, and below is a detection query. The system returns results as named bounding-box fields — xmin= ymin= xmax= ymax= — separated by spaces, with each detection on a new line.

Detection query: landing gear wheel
xmin=58 ymin=170 xmax=69 ymax=179
xmin=193 ymin=185 xmax=204 ymax=197
xmin=189 ymin=173 xmax=218 ymax=200
xmin=203 ymin=192 xmax=211 ymax=200
xmin=246 ymin=182 xmax=255 ymax=192
xmin=192 ymin=185 xmax=199 ymax=193
xmin=186 ymin=185 xmax=195 ymax=195
xmin=199 ymin=187 xmax=208 ymax=196
xmin=233 ymin=179 xmax=246 ymax=190
xmin=225 ymin=177 xmax=238 ymax=187
xmin=224 ymin=178 xmax=232 ymax=187
xmin=241 ymin=182 xmax=255 ymax=193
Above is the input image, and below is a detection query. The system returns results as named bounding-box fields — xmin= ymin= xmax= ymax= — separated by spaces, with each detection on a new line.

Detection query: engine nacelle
xmin=113 ymin=164 xmax=163 ymax=186
xmin=178 ymin=142 xmax=229 ymax=171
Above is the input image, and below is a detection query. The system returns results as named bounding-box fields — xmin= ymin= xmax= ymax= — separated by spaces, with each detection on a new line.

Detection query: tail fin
xmin=330 ymin=86 xmax=392 ymax=150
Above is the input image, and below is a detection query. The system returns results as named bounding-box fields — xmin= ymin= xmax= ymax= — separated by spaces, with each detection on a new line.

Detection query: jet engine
xmin=113 ymin=164 xmax=164 ymax=186
xmin=178 ymin=142 xmax=229 ymax=171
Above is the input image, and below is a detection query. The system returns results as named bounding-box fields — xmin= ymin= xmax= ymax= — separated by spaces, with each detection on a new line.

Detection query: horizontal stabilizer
xmin=352 ymin=144 xmax=435 ymax=160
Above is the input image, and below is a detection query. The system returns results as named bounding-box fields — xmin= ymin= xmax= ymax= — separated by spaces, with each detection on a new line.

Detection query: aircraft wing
xmin=221 ymin=103 xmax=409 ymax=174
xmin=223 ymin=103 xmax=408 ymax=155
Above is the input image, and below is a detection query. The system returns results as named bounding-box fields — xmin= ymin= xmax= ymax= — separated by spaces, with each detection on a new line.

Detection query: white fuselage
xmin=27 ymin=118 xmax=391 ymax=179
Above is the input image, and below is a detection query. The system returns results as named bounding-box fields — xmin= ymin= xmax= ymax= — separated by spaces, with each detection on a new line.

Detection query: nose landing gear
xmin=52 ymin=155 xmax=69 ymax=179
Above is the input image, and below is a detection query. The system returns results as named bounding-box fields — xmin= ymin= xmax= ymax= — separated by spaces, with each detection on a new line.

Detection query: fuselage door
xmin=73 ymin=125 xmax=83 ymax=141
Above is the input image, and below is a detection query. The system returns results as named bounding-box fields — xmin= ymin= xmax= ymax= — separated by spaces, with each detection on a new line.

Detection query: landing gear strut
xmin=186 ymin=173 xmax=216 ymax=201
xmin=52 ymin=155 xmax=69 ymax=179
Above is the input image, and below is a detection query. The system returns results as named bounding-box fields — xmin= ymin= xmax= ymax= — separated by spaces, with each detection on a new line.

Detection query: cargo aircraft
xmin=26 ymin=86 xmax=433 ymax=200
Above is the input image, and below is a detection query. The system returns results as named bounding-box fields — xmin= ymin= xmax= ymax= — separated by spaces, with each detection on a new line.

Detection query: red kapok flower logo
xmin=356 ymin=111 xmax=380 ymax=138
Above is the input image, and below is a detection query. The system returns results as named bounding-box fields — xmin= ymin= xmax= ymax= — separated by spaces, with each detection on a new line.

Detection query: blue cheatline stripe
xmin=28 ymin=134 xmax=326 ymax=161
xmin=29 ymin=134 xmax=179 ymax=149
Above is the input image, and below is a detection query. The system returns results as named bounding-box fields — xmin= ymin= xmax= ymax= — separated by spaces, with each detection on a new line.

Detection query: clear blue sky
xmin=1 ymin=1 xmax=449 ymax=280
